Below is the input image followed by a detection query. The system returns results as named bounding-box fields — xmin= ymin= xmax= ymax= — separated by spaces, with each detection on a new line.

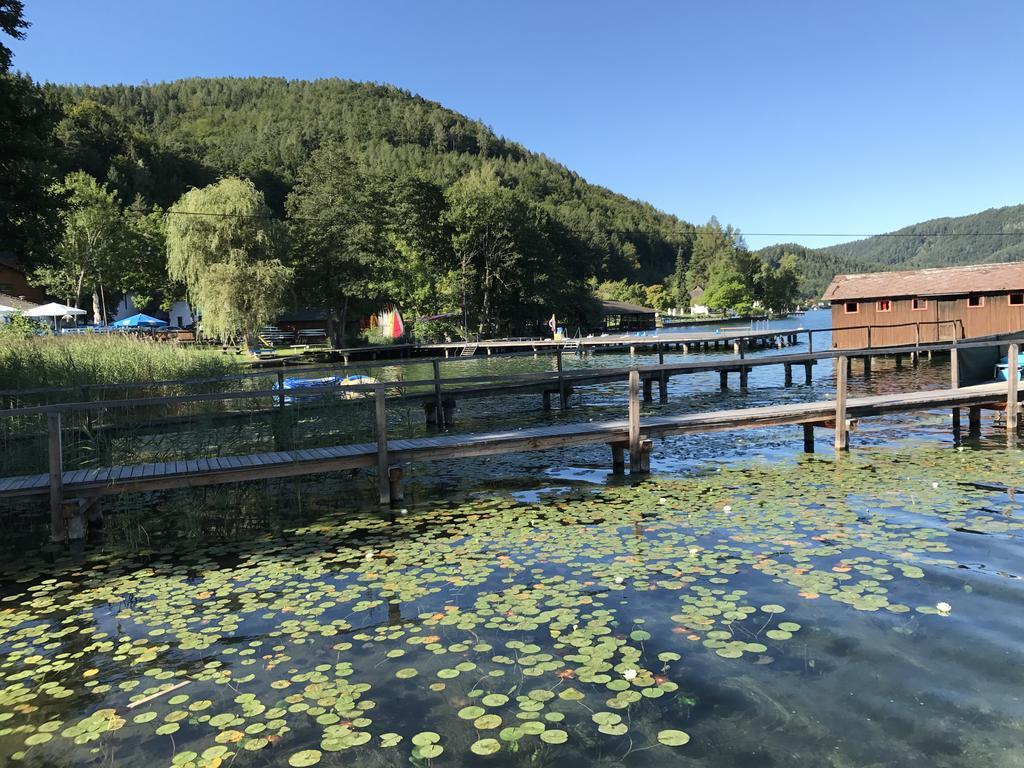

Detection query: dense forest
xmin=769 ymin=205 xmax=1024 ymax=299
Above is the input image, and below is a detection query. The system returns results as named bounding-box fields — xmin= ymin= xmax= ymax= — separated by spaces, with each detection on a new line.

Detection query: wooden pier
xmin=1 ymin=338 xmax=1021 ymax=543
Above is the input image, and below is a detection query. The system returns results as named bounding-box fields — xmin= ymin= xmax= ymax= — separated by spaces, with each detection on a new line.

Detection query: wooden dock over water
xmin=1 ymin=338 xmax=1020 ymax=543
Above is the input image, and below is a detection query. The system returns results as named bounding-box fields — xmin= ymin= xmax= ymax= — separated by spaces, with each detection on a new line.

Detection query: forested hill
xmin=46 ymin=77 xmax=694 ymax=284
xmin=764 ymin=204 xmax=1024 ymax=299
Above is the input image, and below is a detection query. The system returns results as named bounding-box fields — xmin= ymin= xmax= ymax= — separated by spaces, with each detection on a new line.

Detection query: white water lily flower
xmin=688 ymin=547 xmax=700 ymax=555
xmin=659 ymin=497 xmax=668 ymax=504
xmin=936 ymin=601 xmax=952 ymax=614
xmin=613 ymin=576 xmax=624 ymax=584
xmin=932 ymin=482 xmax=939 ymax=489
xmin=622 ymin=669 xmax=637 ymax=681
xmin=723 ymin=505 xmax=732 ymax=513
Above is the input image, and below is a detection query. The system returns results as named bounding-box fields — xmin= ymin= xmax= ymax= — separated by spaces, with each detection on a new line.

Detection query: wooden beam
xmin=1007 ymin=343 xmax=1020 ymax=435
xmin=835 ymin=355 xmax=849 ymax=452
xmin=48 ymin=412 xmax=64 ymax=542
xmin=628 ymin=370 xmax=641 ymax=472
xmin=375 ymin=388 xmax=390 ymax=505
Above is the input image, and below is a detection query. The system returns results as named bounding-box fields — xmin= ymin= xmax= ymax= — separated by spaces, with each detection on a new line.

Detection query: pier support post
xmin=733 ymin=340 xmax=741 ymax=355
xmin=628 ymin=370 xmax=642 ymax=472
xmin=557 ymin=349 xmax=568 ymax=409
xmin=968 ymin=405 xmax=982 ymax=436
xmin=682 ymin=343 xmax=689 ymax=354
xmin=863 ymin=356 xmax=872 ymax=377
xmin=807 ymin=330 xmax=814 ymax=354
xmin=1007 ymin=343 xmax=1020 ymax=438
xmin=48 ymin=412 xmax=65 ymax=543
xmin=835 ymin=355 xmax=849 ymax=453
xmin=895 ymin=354 xmax=903 ymax=369
xmin=659 ymin=373 xmax=668 ymax=404
xmin=611 ymin=443 xmax=625 ymax=474
xmin=542 ymin=391 xmax=551 ymax=410
xmin=802 ymin=424 xmax=815 ymax=453
xmin=804 ymin=361 xmax=813 ymax=385
xmin=642 ymin=378 xmax=654 ymax=403
xmin=739 ymin=366 xmax=749 ymax=389
xmin=376 ymin=388 xmax=390 ymax=505
xmin=950 ymin=345 xmax=960 ymax=437
xmin=388 ymin=466 xmax=405 ymax=504
xmin=719 ymin=370 xmax=729 ymax=390
xmin=432 ymin=360 xmax=446 ymax=429
xmin=277 ymin=371 xmax=286 ymax=409
xmin=784 ymin=363 xmax=793 ymax=386
xmin=658 ymin=344 xmax=665 ymax=366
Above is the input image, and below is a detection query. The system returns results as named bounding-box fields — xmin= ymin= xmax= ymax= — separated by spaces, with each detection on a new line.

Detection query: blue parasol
xmin=110 ymin=313 xmax=169 ymax=328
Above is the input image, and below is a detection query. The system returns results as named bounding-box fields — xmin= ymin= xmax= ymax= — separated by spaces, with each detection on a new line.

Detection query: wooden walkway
xmin=2 ymin=378 xmax=1019 ymax=502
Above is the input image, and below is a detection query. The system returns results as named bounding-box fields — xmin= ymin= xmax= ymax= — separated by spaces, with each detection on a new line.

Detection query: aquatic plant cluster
xmin=0 ymin=446 xmax=1021 ymax=766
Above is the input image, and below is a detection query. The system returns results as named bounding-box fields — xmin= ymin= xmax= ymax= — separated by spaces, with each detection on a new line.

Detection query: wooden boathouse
xmin=824 ymin=262 xmax=1024 ymax=349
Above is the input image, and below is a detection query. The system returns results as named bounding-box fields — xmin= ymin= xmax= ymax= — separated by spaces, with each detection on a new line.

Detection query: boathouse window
xmin=912 ymin=298 xmax=928 ymax=310
xmin=844 ymin=301 xmax=858 ymax=314
xmin=967 ymin=295 xmax=984 ymax=308
xmin=1010 ymin=293 xmax=1024 ymax=306
xmin=876 ymin=300 xmax=892 ymax=312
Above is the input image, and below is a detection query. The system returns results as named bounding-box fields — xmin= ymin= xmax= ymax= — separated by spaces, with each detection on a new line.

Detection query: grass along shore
xmin=0 ymin=333 xmax=241 ymax=392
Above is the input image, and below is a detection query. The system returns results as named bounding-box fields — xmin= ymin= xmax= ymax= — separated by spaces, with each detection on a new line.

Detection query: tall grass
xmin=0 ymin=334 xmax=240 ymax=392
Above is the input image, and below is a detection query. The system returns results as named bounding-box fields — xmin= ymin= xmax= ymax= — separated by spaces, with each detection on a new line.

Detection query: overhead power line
xmin=161 ymin=209 xmax=1024 ymax=239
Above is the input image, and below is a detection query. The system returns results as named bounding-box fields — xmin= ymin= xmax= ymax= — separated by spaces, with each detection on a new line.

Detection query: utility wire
xmin=161 ymin=209 xmax=1024 ymax=239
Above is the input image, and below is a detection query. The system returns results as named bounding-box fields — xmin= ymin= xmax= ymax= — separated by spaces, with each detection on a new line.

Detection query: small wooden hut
xmin=823 ymin=262 xmax=1024 ymax=349
xmin=600 ymin=300 xmax=657 ymax=333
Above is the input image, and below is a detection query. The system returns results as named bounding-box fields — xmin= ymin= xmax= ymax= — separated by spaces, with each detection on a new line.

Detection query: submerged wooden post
xmin=739 ymin=366 xmax=749 ymax=389
xmin=802 ymin=423 xmax=814 ymax=453
xmin=388 ymin=466 xmax=404 ymax=503
xmin=1007 ymin=343 xmax=1020 ymax=436
xmin=277 ymin=370 xmax=286 ymax=409
xmin=557 ymin=349 xmax=567 ymax=409
xmin=719 ymin=370 xmax=728 ymax=390
xmin=611 ymin=444 xmax=625 ymax=474
xmin=432 ymin=359 xmax=445 ymax=428
xmin=863 ymin=355 xmax=872 ymax=377
xmin=658 ymin=343 xmax=664 ymax=366
xmin=784 ymin=363 xmax=793 ymax=386
xmin=804 ymin=361 xmax=813 ymax=385
xmin=950 ymin=345 xmax=960 ymax=435
xmin=375 ymin=387 xmax=390 ymax=505
xmin=835 ymin=355 xmax=849 ymax=453
xmin=968 ymin=405 xmax=982 ymax=436
xmin=642 ymin=378 xmax=653 ymax=403
xmin=48 ymin=412 xmax=64 ymax=542
xmin=628 ymin=370 xmax=641 ymax=472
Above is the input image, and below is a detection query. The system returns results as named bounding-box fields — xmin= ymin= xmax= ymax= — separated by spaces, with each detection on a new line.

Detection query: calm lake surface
xmin=3 ymin=309 xmax=1024 ymax=767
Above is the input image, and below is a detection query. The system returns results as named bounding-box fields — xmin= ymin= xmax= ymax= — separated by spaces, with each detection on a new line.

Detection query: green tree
xmin=644 ymin=284 xmax=673 ymax=312
xmin=167 ymin=177 xmax=290 ymax=342
xmin=684 ymin=217 xmax=745 ymax=294
xmin=286 ymin=143 xmax=390 ymax=346
xmin=703 ymin=254 xmax=752 ymax=313
xmin=0 ymin=2 xmax=59 ymax=266
xmin=757 ymin=253 xmax=800 ymax=314
xmin=32 ymin=172 xmax=131 ymax=323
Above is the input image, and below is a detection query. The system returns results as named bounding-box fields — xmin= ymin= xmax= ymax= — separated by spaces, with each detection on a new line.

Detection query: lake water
xmin=2 ymin=309 xmax=1023 ymax=767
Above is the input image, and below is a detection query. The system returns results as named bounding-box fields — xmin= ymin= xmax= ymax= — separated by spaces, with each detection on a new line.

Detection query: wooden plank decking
xmin=1 ymin=379 xmax=1018 ymax=501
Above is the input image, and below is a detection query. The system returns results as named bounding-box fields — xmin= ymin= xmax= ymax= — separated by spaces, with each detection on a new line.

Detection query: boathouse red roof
xmin=823 ymin=261 xmax=1024 ymax=302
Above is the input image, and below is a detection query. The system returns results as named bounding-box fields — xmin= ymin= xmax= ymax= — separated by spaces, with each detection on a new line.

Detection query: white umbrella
xmin=23 ymin=302 xmax=87 ymax=332
xmin=23 ymin=302 xmax=87 ymax=318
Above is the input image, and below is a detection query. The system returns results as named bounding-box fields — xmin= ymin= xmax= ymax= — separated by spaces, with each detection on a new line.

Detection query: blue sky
xmin=11 ymin=1 xmax=1024 ymax=249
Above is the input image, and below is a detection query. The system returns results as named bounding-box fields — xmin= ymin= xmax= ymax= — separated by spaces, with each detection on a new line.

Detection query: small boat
xmin=277 ymin=374 xmax=378 ymax=403
xmin=995 ymin=353 xmax=1024 ymax=381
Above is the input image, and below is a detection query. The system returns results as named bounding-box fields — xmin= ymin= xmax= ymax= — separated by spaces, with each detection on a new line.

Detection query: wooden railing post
xmin=375 ymin=387 xmax=390 ymax=505
xmin=1007 ymin=343 xmax=1020 ymax=437
xmin=276 ymin=371 xmax=286 ymax=409
xmin=48 ymin=411 xmax=65 ymax=542
xmin=866 ymin=326 xmax=872 ymax=349
xmin=557 ymin=348 xmax=567 ymax=409
xmin=950 ymin=342 xmax=961 ymax=438
xmin=807 ymin=329 xmax=813 ymax=354
xmin=834 ymin=355 xmax=849 ymax=453
xmin=628 ymin=370 xmax=641 ymax=472
xmin=432 ymin=359 xmax=445 ymax=428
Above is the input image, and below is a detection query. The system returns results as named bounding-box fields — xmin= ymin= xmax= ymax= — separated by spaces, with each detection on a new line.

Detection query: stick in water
xmin=125 ymin=679 xmax=191 ymax=709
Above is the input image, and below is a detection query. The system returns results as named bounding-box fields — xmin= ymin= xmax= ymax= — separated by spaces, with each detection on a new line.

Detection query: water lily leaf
xmin=657 ymin=729 xmax=691 ymax=746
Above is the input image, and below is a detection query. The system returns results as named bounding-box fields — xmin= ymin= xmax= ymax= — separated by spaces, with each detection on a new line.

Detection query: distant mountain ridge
xmin=762 ymin=204 xmax=1024 ymax=299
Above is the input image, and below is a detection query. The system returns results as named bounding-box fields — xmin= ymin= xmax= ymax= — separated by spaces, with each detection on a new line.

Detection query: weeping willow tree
xmin=166 ymin=178 xmax=291 ymax=343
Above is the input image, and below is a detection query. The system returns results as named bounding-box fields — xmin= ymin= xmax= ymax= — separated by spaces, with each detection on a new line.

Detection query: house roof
xmin=689 ymin=286 xmax=705 ymax=300
xmin=601 ymin=299 xmax=656 ymax=316
xmin=823 ymin=261 xmax=1024 ymax=302
xmin=0 ymin=292 xmax=42 ymax=312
